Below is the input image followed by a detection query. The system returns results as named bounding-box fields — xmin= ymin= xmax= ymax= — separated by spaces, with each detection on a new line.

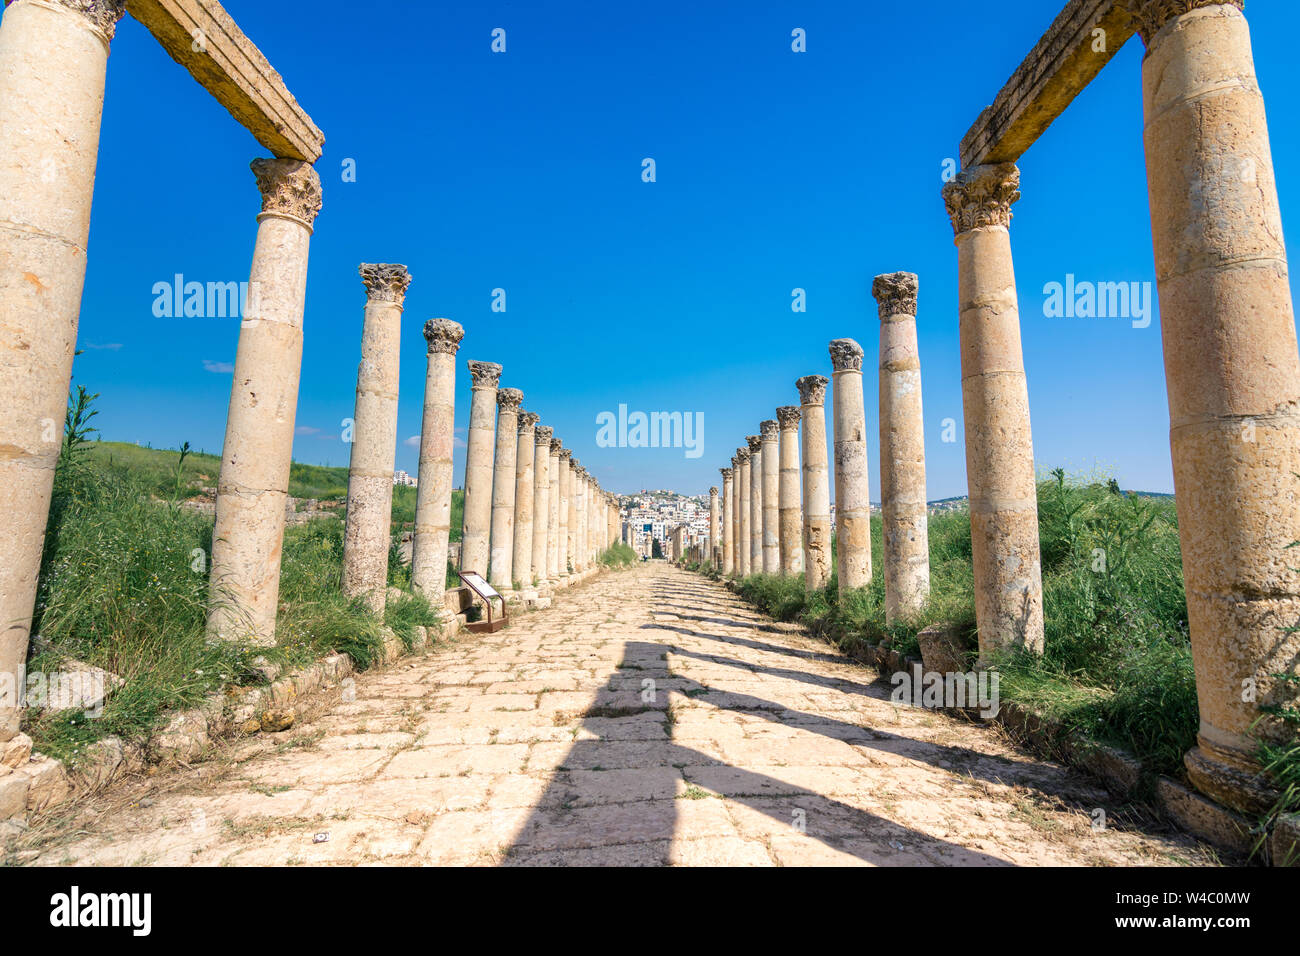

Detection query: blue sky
xmin=56 ymin=0 xmax=1300 ymax=499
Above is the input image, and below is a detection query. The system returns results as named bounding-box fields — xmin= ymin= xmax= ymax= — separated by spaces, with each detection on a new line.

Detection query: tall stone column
xmin=557 ymin=448 xmax=572 ymax=578
xmin=548 ymin=440 xmax=563 ymax=579
xmin=1135 ymin=0 xmax=1300 ymax=813
xmin=512 ymin=411 xmax=539 ymax=590
xmin=207 ymin=159 xmax=323 ymax=645
xmin=760 ymin=420 xmax=780 ymax=573
xmin=736 ymin=448 xmax=752 ymax=576
xmin=341 ymin=264 xmax=411 ymax=614
xmin=571 ymin=463 xmax=585 ymax=574
xmin=458 ymin=361 xmax=502 ymax=575
xmin=875 ymin=272 xmax=931 ymax=623
xmin=411 ymin=319 xmax=464 ymax=599
xmin=708 ymin=486 xmax=721 ymax=570
xmin=0 ymin=0 xmax=126 ymax=735
xmin=942 ymin=164 xmax=1043 ymax=657
xmin=747 ymin=435 xmax=764 ymax=573
xmin=797 ymin=376 xmax=832 ymax=592
xmin=776 ymin=406 xmax=804 ymax=577
xmin=720 ymin=467 xmax=735 ymax=575
xmin=488 ymin=387 xmax=523 ymax=590
xmin=830 ymin=339 xmax=872 ymax=595
xmin=531 ymin=425 xmax=553 ymax=587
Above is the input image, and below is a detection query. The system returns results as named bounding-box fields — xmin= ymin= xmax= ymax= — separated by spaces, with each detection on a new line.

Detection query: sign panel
xmin=460 ymin=571 xmax=501 ymax=603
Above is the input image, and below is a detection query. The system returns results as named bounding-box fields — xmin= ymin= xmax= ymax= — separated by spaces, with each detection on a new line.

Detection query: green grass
xmin=721 ymin=471 xmax=1207 ymax=779
xmin=598 ymin=542 xmax=638 ymax=568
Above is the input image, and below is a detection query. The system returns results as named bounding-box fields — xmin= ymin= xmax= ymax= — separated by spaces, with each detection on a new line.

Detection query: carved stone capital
xmin=360 ymin=263 xmax=412 ymax=306
xmin=710 ymin=487 xmax=719 ymax=497
xmin=760 ymin=420 xmax=779 ymax=441
xmin=497 ymin=387 xmax=524 ymax=412
xmin=1129 ymin=0 xmax=1243 ymax=45
xmin=796 ymin=374 xmax=829 ymax=406
xmin=746 ymin=435 xmax=763 ymax=453
xmin=251 ymin=158 xmax=322 ymax=228
xmin=721 ymin=467 xmax=733 ymax=480
xmin=829 ymin=338 xmax=864 ymax=372
xmin=551 ymin=439 xmax=564 ymax=454
xmin=467 ymin=361 xmax=502 ymax=389
xmin=518 ymin=411 xmax=540 ymax=431
xmin=736 ymin=449 xmax=750 ymax=464
xmin=423 ymin=318 xmax=464 ymax=355
xmin=872 ymin=272 xmax=919 ymax=320
xmin=942 ymin=163 xmax=1020 ymax=236
xmin=776 ymin=406 xmax=801 ymax=429
xmin=53 ymin=0 xmax=126 ymax=39
xmin=558 ymin=447 xmax=572 ymax=461
xmin=535 ymin=425 xmax=554 ymax=445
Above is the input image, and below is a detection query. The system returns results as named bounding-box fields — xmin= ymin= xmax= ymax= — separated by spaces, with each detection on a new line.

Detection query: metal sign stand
xmin=456 ymin=570 xmax=509 ymax=634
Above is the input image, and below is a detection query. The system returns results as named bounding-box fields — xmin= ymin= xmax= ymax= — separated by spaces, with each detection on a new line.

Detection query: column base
xmin=1185 ymin=741 xmax=1279 ymax=816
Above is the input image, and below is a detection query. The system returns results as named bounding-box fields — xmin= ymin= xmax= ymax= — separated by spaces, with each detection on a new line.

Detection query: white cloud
xmin=203 ymin=359 xmax=234 ymax=373
xmin=404 ymin=435 xmax=421 ymax=448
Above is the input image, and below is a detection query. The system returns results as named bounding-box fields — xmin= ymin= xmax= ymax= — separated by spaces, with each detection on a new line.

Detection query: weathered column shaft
xmin=488 ymin=388 xmax=523 ymax=588
xmin=797 ymin=376 xmax=832 ymax=592
xmin=776 ymin=407 xmax=804 ymax=576
xmin=830 ymin=339 xmax=871 ymax=594
xmin=747 ymin=436 xmax=764 ymax=573
xmin=531 ymin=426 xmax=553 ymax=585
xmin=737 ymin=449 xmax=751 ymax=575
xmin=548 ymin=441 xmax=563 ymax=578
xmin=411 ymin=319 xmax=463 ymax=598
xmin=0 ymin=0 xmax=125 ymax=735
xmin=760 ymin=420 xmax=780 ymax=573
xmin=557 ymin=450 xmax=572 ymax=576
xmin=207 ymin=159 xmax=322 ymax=645
xmin=512 ymin=411 xmax=538 ymax=588
xmin=708 ymin=486 xmax=721 ymax=569
xmin=341 ymin=264 xmax=410 ymax=613
xmin=571 ymin=465 xmax=585 ymax=573
xmin=458 ymin=361 xmax=502 ymax=575
xmin=720 ymin=467 xmax=735 ymax=575
xmin=1136 ymin=0 xmax=1300 ymax=813
xmin=943 ymin=164 xmax=1043 ymax=657
xmin=875 ymin=272 xmax=931 ymax=623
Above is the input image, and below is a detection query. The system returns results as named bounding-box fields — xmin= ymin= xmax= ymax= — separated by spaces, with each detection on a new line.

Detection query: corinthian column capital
xmin=1128 ymin=0 xmax=1244 ymax=45
xmin=360 ymin=263 xmax=412 ymax=306
xmin=796 ymin=374 xmax=829 ymax=406
xmin=518 ymin=411 xmax=540 ymax=431
xmin=828 ymin=338 xmax=864 ymax=372
xmin=721 ymin=467 xmax=733 ymax=480
xmin=760 ymin=420 xmax=779 ymax=441
xmin=497 ymin=388 xmax=524 ymax=412
xmin=251 ymin=158 xmax=323 ymax=229
xmin=535 ymin=425 xmax=554 ymax=445
xmin=942 ymin=163 xmax=1020 ymax=236
xmin=423 ymin=318 xmax=464 ymax=355
xmin=53 ymin=0 xmax=127 ymax=39
xmin=467 ymin=361 xmax=502 ymax=389
xmin=746 ymin=435 xmax=763 ymax=454
xmin=872 ymin=272 xmax=919 ymax=320
xmin=776 ymin=406 xmax=801 ymax=429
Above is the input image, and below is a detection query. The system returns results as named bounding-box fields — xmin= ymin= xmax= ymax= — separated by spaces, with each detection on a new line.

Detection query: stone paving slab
xmin=13 ymin=565 xmax=1219 ymax=867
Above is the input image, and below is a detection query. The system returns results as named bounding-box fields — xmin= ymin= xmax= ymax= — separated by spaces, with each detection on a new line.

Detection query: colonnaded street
xmin=18 ymin=565 xmax=1217 ymax=867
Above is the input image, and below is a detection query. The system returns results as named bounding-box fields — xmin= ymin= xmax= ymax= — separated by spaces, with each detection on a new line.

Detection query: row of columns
xmin=716 ymin=285 xmax=930 ymax=624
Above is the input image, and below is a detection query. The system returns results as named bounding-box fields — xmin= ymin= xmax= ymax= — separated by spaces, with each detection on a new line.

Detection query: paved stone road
xmin=20 ymin=564 xmax=1217 ymax=866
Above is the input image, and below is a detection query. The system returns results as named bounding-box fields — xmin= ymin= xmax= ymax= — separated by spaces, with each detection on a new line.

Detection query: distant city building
xmin=393 ymin=470 xmax=417 ymax=487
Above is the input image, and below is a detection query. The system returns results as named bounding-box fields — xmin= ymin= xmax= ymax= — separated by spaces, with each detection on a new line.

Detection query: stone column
xmin=557 ymin=449 xmax=572 ymax=578
xmin=776 ymin=406 xmax=804 ymax=577
xmin=760 ymin=420 xmax=780 ymax=573
xmin=874 ymin=272 xmax=931 ymax=623
xmin=548 ymin=440 xmax=563 ymax=580
xmin=708 ymin=486 xmax=721 ymax=570
xmin=458 ymin=361 xmax=502 ymax=575
xmin=341 ymin=264 xmax=411 ymax=614
xmin=512 ymin=411 xmax=539 ymax=591
xmin=411 ymin=319 xmax=464 ymax=600
xmin=747 ymin=435 xmax=764 ymax=574
xmin=1135 ymin=0 xmax=1300 ymax=814
xmin=0 ymin=0 xmax=126 ymax=734
xmin=797 ymin=376 xmax=832 ymax=592
xmin=736 ymin=448 xmax=751 ymax=576
xmin=488 ymin=387 xmax=523 ymax=589
xmin=531 ymin=425 xmax=553 ymax=587
xmin=942 ymin=164 xmax=1043 ymax=657
xmin=571 ymin=463 xmax=585 ymax=575
xmin=830 ymin=339 xmax=872 ymax=595
xmin=720 ymin=467 xmax=735 ymax=575
xmin=206 ymin=159 xmax=323 ymax=645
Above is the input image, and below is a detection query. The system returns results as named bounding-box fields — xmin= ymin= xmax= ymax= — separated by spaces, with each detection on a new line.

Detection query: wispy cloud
xmin=404 ymin=435 xmax=421 ymax=448
xmin=82 ymin=342 xmax=123 ymax=351
xmin=202 ymin=359 xmax=234 ymax=373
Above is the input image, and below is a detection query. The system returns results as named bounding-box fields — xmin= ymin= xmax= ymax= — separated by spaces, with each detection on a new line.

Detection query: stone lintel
xmin=958 ymin=0 xmax=1135 ymax=169
xmin=127 ymin=0 xmax=324 ymax=162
